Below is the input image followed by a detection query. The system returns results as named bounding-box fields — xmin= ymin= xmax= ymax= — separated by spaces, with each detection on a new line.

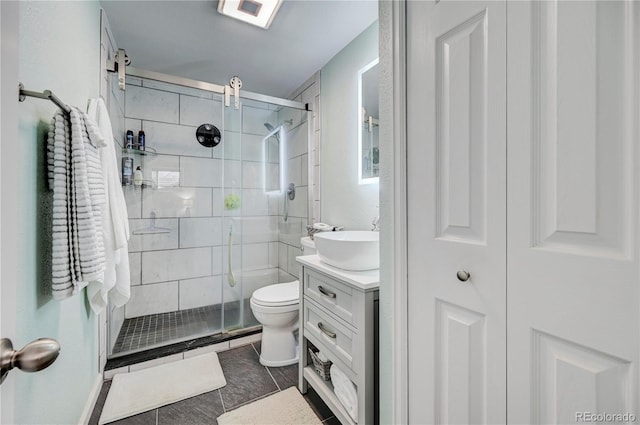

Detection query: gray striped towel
xmin=47 ymin=107 xmax=107 ymax=300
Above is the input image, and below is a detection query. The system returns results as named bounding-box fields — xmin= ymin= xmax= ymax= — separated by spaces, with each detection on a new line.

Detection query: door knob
xmin=456 ymin=270 xmax=471 ymax=282
xmin=0 ymin=338 xmax=60 ymax=385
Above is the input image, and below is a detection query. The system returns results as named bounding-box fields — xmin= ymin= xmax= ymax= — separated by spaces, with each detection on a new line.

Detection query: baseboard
xmin=78 ymin=373 xmax=103 ymax=425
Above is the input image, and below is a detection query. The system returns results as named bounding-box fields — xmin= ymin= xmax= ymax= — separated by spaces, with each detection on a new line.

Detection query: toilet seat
xmin=251 ymin=281 xmax=299 ymax=307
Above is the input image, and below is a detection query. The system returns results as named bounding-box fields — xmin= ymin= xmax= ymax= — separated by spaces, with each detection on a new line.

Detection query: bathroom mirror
xmin=263 ymin=125 xmax=285 ymax=193
xmin=358 ymin=58 xmax=380 ymax=184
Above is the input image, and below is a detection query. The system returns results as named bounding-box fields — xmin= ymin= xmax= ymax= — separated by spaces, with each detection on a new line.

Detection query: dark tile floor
xmin=89 ymin=342 xmax=340 ymax=425
xmin=113 ymin=300 xmax=259 ymax=355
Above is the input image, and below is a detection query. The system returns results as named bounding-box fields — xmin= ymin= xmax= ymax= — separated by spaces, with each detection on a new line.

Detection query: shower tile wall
xmin=278 ymin=74 xmax=320 ymax=277
xmin=119 ymin=77 xmax=282 ymax=322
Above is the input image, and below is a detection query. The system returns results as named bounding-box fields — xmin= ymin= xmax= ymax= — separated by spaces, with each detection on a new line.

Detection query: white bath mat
xmin=216 ymin=387 xmax=322 ymax=425
xmin=99 ymin=352 xmax=226 ymax=424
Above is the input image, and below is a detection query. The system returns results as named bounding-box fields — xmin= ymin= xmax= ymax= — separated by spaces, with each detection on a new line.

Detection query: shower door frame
xmin=106 ymin=65 xmax=312 ymax=358
xmin=125 ymin=66 xmax=308 ymax=111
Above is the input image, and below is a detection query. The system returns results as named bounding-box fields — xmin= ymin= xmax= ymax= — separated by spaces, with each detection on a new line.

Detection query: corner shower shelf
xmin=122 ymin=147 xmax=157 ymax=156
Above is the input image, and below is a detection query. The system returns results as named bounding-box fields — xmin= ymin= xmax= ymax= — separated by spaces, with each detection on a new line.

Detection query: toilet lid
xmin=252 ymin=281 xmax=299 ymax=306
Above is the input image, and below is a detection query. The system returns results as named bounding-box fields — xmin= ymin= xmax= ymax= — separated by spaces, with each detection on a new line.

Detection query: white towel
xmin=48 ymin=107 xmax=107 ymax=299
xmin=330 ymin=364 xmax=358 ymax=422
xmin=86 ymin=98 xmax=131 ymax=312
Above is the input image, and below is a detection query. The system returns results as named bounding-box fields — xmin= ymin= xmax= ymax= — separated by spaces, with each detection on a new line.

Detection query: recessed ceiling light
xmin=217 ymin=0 xmax=283 ymax=29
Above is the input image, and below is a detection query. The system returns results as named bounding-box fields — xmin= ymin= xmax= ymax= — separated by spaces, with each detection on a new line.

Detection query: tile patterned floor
xmin=112 ymin=300 xmax=259 ymax=355
xmin=90 ymin=342 xmax=340 ymax=425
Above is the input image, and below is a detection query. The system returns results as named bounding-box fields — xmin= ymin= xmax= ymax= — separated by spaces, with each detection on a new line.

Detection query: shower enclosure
xmin=106 ymin=70 xmax=310 ymax=357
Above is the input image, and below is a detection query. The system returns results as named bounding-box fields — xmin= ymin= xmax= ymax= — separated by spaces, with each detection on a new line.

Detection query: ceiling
xmin=101 ymin=0 xmax=379 ymax=99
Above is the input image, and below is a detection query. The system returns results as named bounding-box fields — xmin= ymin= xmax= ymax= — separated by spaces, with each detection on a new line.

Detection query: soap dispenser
xmin=133 ymin=166 xmax=143 ymax=186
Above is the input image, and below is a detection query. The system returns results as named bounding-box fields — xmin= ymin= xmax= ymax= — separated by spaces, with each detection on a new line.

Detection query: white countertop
xmin=296 ymin=254 xmax=380 ymax=291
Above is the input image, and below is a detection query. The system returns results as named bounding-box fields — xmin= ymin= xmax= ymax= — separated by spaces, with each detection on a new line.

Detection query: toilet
xmin=250 ymin=281 xmax=300 ymax=367
xmin=250 ymin=237 xmax=317 ymax=367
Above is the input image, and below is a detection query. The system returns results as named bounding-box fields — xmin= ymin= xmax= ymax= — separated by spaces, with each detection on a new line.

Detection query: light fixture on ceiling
xmin=217 ymin=0 xmax=283 ymax=29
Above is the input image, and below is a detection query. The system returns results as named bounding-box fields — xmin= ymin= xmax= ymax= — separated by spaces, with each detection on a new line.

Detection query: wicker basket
xmin=308 ymin=348 xmax=332 ymax=381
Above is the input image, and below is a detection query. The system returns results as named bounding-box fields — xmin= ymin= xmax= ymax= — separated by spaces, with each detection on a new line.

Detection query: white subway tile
xmin=243 ymin=106 xmax=276 ymax=136
xmin=223 ymin=279 xmax=242 ymax=303
xmin=126 ymin=85 xmax=179 ymax=123
xmin=301 ymin=154 xmax=308 ymax=186
xmin=242 ymin=161 xmax=264 ymax=189
xmin=180 ymin=217 xmax=223 ymax=248
xmin=286 ymin=122 xmax=308 ymax=159
xmin=143 ymin=121 xmax=211 ymax=158
xmin=279 ymin=106 xmax=302 ymax=131
xmin=180 ymin=95 xmax=223 ymax=127
xmin=180 ymin=157 xmax=222 ymax=187
xmin=279 ymin=218 xmax=303 ymax=246
xmin=212 ymin=246 xmax=223 ymax=276
xmin=241 ymin=133 xmax=264 ymax=162
xmin=269 ymin=242 xmax=279 ymax=268
xmin=129 ymin=252 xmax=142 ymax=286
xmin=221 ymin=131 xmax=241 ymax=160
xmin=213 ymin=188 xmax=224 ymax=216
xmin=222 ymin=241 xmax=242 ymax=274
xmin=240 ymin=216 xmax=278 ymax=244
xmin=242 ymin=243 xmax=270 ymax=271
xmin=123 ymin=186 xmax=142 ymax=219
xmin=241 ymin=189 xmax=269 ymax=216
xmin=142 ymin=247 xmax=212 ymax=284
xmin=126 ymin=281 xmax=179 ymax=317
xmin=224 ymin=160 xmax=242 ymax=188
xmin=288 ymin=186 xmax=308 ymax=219
xmin=128 ymin=218 xmax=179 ymax=252
xmin=142 ymin=187 xmax=212 ymax=218
xmin=287 ymin=245 xmax=302 ymax=278
xmin=268 ymin=193 xmax=279 ymax=215
xmin=287 ymin=156 xmax=302 ymax=187
xmin=179 ymin=275 xmax=223 ymax=310
xmin=278 ymin=242 xmax=288 ymax=271
xmin=138 ymin=154 xmax=179 ymax=188
xmin=313 ymin=201 xmax=321 ymax=223
xmin=224 ymin=106 xmax=241 ymax=133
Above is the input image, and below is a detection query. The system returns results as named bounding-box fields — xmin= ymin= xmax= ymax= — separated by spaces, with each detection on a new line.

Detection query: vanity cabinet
xmin=297 ymin=255 xmax=379 ymax=425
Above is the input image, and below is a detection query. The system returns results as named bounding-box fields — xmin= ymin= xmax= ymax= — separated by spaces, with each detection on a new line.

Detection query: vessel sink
xmin=313 ymin=231 xmax=380 ymax=271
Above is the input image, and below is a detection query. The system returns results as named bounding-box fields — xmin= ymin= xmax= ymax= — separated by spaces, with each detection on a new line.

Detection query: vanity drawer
xmin=303 ymin=298 xmax=354 ymax=370
xmin=304 ymin=268 xmax=359 ymax=327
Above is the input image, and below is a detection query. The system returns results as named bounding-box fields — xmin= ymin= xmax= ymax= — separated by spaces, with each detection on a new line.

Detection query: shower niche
xmin=106 ymin=71 xmax=311 ymax=358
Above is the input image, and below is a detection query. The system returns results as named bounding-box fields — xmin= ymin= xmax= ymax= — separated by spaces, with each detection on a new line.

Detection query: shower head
xmin=264 ymin=123 xmax=279 ymax=141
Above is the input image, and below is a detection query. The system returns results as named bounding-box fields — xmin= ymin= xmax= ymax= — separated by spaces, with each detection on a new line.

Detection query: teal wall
xmin=321 ymin=21 xmax=379 ymax=230
xmin=15 ymin=1 xmax=101 ymax=423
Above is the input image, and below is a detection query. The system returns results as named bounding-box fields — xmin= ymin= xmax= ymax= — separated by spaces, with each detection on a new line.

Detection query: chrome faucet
xmin=371 ymin=216 xmax=380 ymax=231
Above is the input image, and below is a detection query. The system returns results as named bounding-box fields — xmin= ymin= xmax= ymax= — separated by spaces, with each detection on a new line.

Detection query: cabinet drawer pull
xmin=317 ymin=322 xmax=336 ymax=339
xmin=318 ymin=286 xmax=337 ymax=299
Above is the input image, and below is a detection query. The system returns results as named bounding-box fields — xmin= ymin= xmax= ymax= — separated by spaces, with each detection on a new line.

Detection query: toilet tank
xmin=300 ymin=237 xmax=317 ymax=255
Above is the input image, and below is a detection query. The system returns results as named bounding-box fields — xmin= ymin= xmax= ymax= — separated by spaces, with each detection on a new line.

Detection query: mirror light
xmin=217 ymin=0 xmax=283 ymax=29
xmin=358 ymin=58 xmax=380 ymax=185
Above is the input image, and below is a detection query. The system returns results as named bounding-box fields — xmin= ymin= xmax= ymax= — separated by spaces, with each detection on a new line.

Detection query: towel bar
xmin=18 ymin=82 xmax=71 ymax=114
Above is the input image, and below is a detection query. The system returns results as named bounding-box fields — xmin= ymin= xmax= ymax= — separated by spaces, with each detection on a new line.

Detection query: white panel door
xmin=507 ymin=1 xmax=639 ymax=423
xmin=407 ymin=1 xmax=506 ymax=423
